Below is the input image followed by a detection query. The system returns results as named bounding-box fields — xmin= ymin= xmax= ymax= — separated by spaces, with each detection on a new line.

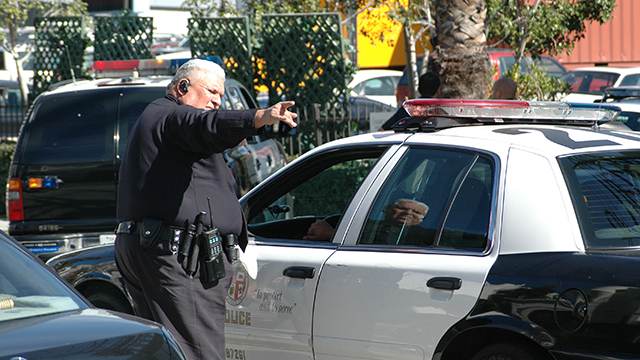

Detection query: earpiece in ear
xmin=179 ymin=79 xmax=190 ymax=94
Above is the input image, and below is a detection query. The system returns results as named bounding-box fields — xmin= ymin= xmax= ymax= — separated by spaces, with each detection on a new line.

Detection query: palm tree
xmin=431 ymin=0 xmax=490 ymax=99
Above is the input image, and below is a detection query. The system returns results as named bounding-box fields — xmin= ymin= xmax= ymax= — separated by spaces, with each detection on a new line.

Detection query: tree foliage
xmin=505 ymin=63 xmax=569 ymax=101
xmin=0 ymin=0 xmax=87 ymax=104
xmin=487 ymin=0 xmax=615 ymax=58
xmin=0 ymin=0 xmax=87 ymax=50
xmin=486 ymin=0 xmax=615 ymax=100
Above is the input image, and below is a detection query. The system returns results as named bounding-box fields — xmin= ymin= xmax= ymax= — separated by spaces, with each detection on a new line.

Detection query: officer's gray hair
xmin=167 ymin=59 xmax=226 ymax=92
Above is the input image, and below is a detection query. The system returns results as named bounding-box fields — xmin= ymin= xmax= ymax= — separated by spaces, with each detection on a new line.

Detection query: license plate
xmin=99 ymin=234 xmax=116 ymax=245
xmin=26 ymin=244 xmax=59 ymax=254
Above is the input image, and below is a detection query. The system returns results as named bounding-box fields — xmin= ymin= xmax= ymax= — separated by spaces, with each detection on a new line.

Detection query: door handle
xmin=427 ymin=277 xmax=462 ymax=291
xmin=283 ymin=266 xmax=315 ymax=279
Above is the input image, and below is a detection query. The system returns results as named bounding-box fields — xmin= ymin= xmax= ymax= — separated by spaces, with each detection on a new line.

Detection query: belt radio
xmin=199 ymin=198 xmax=226 ymax=289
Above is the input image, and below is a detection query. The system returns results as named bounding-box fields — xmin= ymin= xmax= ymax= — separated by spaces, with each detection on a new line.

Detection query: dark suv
xmin=7 ymin=76 xmax=286 ymax=259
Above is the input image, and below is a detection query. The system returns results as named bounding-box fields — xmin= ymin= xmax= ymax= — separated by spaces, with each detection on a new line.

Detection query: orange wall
xmin=557 ymin=0 xmax=640 ymax=69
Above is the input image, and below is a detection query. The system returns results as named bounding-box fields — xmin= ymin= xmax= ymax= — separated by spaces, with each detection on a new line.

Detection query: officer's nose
xmin=210 ymin=96 xmax=221 ymax=109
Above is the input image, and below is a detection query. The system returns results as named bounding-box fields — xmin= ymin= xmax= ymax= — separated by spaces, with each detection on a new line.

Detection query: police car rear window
xmin=19 ymin=90 xmax=118 ymax=165
xmin=560 ymin=151 xmax=640 ymax=248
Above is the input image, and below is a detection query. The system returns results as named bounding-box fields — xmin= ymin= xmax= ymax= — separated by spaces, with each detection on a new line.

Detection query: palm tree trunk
xmin=431 ymin=0 xmax=491 ymax=99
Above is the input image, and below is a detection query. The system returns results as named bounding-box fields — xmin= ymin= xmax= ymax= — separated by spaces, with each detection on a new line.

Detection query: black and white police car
xmin=49 ymin=99 xmax=640 ymax=360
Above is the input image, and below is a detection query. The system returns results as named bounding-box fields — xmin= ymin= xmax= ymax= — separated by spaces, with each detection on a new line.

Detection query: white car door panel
xmin=226 ymin=243 xmax=335 ymax=360
xmin=314 ymin=144 xmax=501 ymax=359
xmin=314 ymin=251 xmax=496 ymax=360
xmin=226 ymin=143 xmax=405 ymax=360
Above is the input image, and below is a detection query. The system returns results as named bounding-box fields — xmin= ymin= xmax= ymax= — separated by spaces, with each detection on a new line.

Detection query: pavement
xmin=0 ymin=219 xmax=8 ymax=232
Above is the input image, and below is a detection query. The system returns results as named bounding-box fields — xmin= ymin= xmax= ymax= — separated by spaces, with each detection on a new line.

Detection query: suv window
xmin=226 ymin=86 xmax=248 ymax=110
xmin=358 ymin=147 xmax=493 ymax=251
xmin=560 ymin=151 xmax=640 ymax=248
xmin=565 ymin=71 xmax=620 ymax=95
xmin=20 ymin=90 xmax=118 ymax=165
xmin=620 ymin=74 xmax=640 ymax=86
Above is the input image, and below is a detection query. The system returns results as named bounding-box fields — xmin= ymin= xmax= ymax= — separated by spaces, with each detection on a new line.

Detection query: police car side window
xmin=358 ymin=147 xmax=493 ymax=251
xmin=247 ymin=149 xmax=385 ymax=242
xmin=438 ymin=157 xmax=493 ymax=250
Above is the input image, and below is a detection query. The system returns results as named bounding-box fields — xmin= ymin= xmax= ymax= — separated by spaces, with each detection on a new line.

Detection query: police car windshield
xmin=560 ymin=151 xmax=640 ymax=249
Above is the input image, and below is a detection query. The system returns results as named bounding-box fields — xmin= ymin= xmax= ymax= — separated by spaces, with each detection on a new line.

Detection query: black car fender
xmin=433 ymin=313 xmax=555 ymax=360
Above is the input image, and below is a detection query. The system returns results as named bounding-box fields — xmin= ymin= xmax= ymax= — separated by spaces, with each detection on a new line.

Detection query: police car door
xmin=313 ymin=142 xmax=503 ymax=360
xmin=224 ymin=142 xmax=404 ymax=360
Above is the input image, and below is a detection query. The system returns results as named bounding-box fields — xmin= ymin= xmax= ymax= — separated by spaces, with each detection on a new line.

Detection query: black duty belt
xmin=115 ymin=220 xmax=184 ymax=255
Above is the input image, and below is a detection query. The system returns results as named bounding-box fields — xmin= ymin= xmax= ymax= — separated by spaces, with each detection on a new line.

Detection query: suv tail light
xmin=7 ymin=178 xmax=24 ymax=221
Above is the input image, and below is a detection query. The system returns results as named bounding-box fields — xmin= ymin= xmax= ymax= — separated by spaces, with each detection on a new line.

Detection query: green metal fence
xmin=32 ymin=17 xmax=88 ymax=98
xmin=188 ymin=17 xmax=253 ymax=92
xmin=94 ymin=16 xmax=153 ymax=60
xmin=259 ymin=13 xmax=347 ymax=108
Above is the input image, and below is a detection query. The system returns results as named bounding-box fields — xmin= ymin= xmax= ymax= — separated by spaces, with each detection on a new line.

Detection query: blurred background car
xmin=347 ymin=69 xmax=402 ymax=107
xmin=0 ymin=231 xmax=186 ymax=359
xmin=151 ymin=32 xmax=185 ymax=56
xmin=395 ymin=49 xmax=567 ymax=105
xmin=595 ymin=86 xmax=640 ymax=131
xmin=561 ymin=66 xmax=640 ymax=103
xmin=153 ymin=37 xmax=191 ymax=57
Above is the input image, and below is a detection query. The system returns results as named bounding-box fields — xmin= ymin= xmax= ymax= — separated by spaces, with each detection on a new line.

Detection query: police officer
xmin=114 ymin=59 xmax=297 ymax=359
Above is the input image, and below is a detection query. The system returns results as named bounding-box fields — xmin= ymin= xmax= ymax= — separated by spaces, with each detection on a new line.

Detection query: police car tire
xmin=471 ymin=342 xmax=537 ymax=360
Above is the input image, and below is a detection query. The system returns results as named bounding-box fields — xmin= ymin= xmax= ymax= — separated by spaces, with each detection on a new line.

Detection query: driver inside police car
xmin=114 ymin=59 xmax=297 ymax=360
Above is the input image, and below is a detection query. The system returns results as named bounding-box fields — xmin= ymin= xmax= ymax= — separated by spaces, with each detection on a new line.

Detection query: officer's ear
xmin=178 ymin=79 xmax=190 ymax=95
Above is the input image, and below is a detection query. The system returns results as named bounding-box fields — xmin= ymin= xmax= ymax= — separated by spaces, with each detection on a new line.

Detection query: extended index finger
xmin=278 ymin=100 xmax=295 ymax=110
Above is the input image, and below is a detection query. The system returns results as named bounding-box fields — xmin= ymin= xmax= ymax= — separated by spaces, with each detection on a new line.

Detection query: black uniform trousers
xmin=115 ymin=233 xmax=232 ymax=360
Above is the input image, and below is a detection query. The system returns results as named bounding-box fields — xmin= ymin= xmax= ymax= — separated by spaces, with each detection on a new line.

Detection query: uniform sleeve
xmin=163 ymin=105 xmax=258 ymax=153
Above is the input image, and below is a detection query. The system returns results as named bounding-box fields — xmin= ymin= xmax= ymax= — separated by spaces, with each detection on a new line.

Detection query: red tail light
xmin=7 ymin=178 xmax=24 ymax=222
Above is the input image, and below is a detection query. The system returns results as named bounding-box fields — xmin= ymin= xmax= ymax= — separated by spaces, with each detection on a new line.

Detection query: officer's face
xmin=180 ymin=71 xmax=225 ymax=110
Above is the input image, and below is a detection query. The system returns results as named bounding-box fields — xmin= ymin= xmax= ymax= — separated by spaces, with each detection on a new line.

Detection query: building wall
xmin=557 ymin=0 xmax=640 ymax=69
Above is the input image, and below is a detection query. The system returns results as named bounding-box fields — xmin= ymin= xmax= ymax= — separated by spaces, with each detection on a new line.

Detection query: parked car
xmin=348 ymin=69 xmax=402 ymax=107
xmin=50 ymin=99 xmax=640 ymax=359
xmin=395 ymin=49 xmax=567 ymax=105
xmin=594 ymin=86 xmax=640 ymax=131
xmin=561 ymin=66 xmax=640 ymax=103
xmin=8 ymin=59 xmax=287 ymax=260
xmin=151 ymin=32 xmax=185 ymax=56
xmin=0 ymin=230 xmax=186 ymax=359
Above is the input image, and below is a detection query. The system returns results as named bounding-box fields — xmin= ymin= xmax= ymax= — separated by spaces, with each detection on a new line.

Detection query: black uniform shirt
xmin=117 ymin=94 xmax=257 ymax=240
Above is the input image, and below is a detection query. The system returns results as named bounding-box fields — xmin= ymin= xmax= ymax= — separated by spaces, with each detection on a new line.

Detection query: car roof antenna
xmin=60 ymin=40 xmax=76 ymax=83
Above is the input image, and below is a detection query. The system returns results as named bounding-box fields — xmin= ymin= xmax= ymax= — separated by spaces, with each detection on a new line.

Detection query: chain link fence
xmin=94 ymin=16 xmax=153 ymax=60
xmin=258 ymin=13 xmax=347 ymax=108
xmin=280 ymin=100 xmax=395 ymax=156
xmin=188 ymin=17 xmax=253 ymax=93
xmin=26 ymin=13 xmax=364 ymax=157
xmin=32 ymin=16 xmax=88 ymax=98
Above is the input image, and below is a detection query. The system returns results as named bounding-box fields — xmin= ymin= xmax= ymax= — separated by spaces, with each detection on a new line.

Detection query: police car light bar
xmin=93 ymin=59 xmax=186 ymax=78
xmin=93 ymin=56 xmax=225 ymax=79
xmin=398 ymin=99 xmax=619 ymax=131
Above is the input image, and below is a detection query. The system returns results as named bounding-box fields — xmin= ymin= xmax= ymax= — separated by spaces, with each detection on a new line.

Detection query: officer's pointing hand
xmin=255 ymin=101 xmax=298 ymax=128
